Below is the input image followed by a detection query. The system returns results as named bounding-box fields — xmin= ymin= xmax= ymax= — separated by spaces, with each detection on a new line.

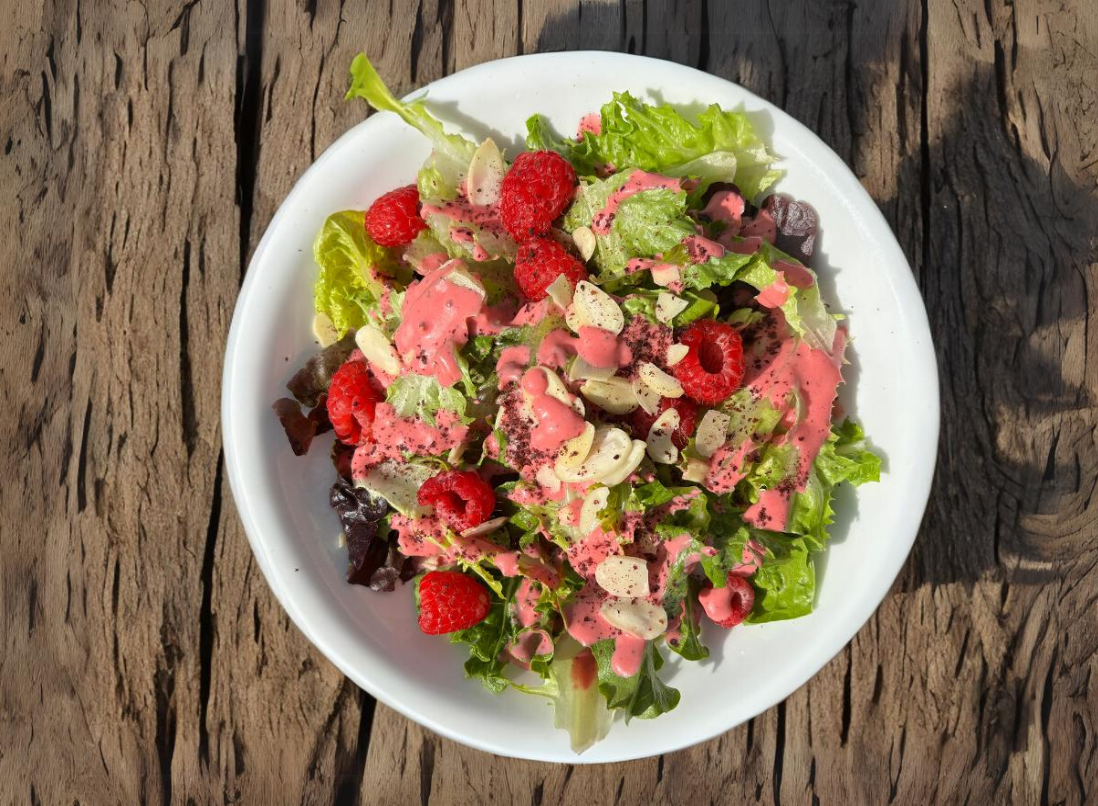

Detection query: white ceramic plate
xmin=222 ymin=52 xmax=938 ymax=763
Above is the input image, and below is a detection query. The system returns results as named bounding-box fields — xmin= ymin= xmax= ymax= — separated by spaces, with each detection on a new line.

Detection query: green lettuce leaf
xmin=385 ymin=373 xmax=471 ymax=427
xmin=590 ymin=640 xmax=680 ymax=721
xmin=543 ymin=92 xmax=781 ymax=200
xmin=667 ymin=578 xmax=710 ymax=662
xmin=746 ymin=534 xmax=815 ymax=623
xmin=621 ymin=289 xmax=718 ymax=328
xmin=346 ymin=53 xmax=476 ymax=199
xmin=562 ymin=171 xmax=696 ymax=278
xmin=312 ymin=211 xmax=396 ymax=336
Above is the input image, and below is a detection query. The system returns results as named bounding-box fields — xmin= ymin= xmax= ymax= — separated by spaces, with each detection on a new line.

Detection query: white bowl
xmin=222 ymin=52 xmax=938 ymax=763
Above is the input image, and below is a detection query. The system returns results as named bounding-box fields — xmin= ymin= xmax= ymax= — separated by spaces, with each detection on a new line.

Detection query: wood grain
xmin=1 ymin=0 xmax=1095 ymax=804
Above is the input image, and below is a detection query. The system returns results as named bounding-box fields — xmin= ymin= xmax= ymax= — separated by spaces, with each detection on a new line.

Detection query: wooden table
xmin=4 ymin=1 xmax=1096 ymax=803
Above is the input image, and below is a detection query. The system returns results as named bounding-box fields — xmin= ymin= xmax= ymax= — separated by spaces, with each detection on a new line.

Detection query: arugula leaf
xmin=450 ymin=577 xmax=520 ymax=693
xmin=590 ymin=640 xmax=681 ymax=721
xmin=312 ymin=211 xmax=397 ymax=336
xmin=346 ymin=53 xmax=476 ymax=199
xmin=667 ymin=579 xmax=709 ymax=662
xmin=385 ymin=373 xmax=471 ymax=427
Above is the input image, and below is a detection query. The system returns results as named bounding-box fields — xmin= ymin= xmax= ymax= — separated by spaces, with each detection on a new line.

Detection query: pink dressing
xmin=509 ymin=298 xmax=550 ymax=327
xmin=471 ymin=299 xmax=517 ymax=337
xmin=496 ymin=345 xmax=530 ymax=388
xmin=563 ymin=582 xmax=644 ymax=677
xmin=507 ymin=629 xmax=554 ymax=666
xmin=592 ymin=171 xmax=682 ymax=235
xmin=350 ymin=405 xmax=469 ymax=473
xmin=681 ymin=234 xmax=726 ymax=263
xmin=515 ymin=578 xmax=542 ymax=627
xmin=565 ymin=528 xmax=621 ymax=579
xmin=536 ymin=327 xmax=631 ymax=370
xmin=577 ymin=112 xmax=602 ymax=138
xmin=703 ymin=439 xmax=755 ymax=494
xmin=755 ymin=272 xmax=792 ymax=308
xmin=611 ymin=636 xmax=647 ymax=678
xmin=774 ymin=259 xmax=815 ymax=288
xmin=703 ymin=188 xmax=746 ymax=230
xmin=520 ymin=368 xmax=586 ymax=451
xmin=416 ymin=251 xmax=449 ymax=274
xmin=740 ymin=208 xmax=777 ymax=243
xmin=726 ymin=235 xmax=764 ymax=254
xmin=740 ymin=319 xmax=847 ymax=531
xmin=394 ymin=260 xmax=484 ymax=388
xmin=494 ymin=551 xmax=521 ymax=577
xmin=698 ymin=583 xmax=739 ymax=624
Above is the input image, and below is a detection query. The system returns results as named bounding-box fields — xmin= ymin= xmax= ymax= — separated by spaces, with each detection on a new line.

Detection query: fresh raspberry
xmin=630 ymin=397 xmax=698 ymax=449
xmin=417 ymin=470 xmax=496 ymax=533
xmin=364 ymin=185 xmax=426 ymax=247
xmin=713 ymin=575 xmax=755 ymax=628
xmin=499 ymin=151 xmax=577 ymax=239
xmin=417 ymin=570 xmax=491 ymax=634
xmin=326 ymin=359 xmax=383 ymax=446
xmin=673 ymin=320 xmax=745 ymax=404
xmin=513 ymin=237 xmax=587 ymax=301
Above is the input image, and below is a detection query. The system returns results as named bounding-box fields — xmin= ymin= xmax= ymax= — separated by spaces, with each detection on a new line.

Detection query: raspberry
xmin=417 ymin=470 xmax=496 ymax=533
xmin=326 ymin=359 xmax=382 ymax=445
xmin=364 ymin=185 xmax=426 ymax=247
xmin=711 ymin=575 xmax=755 ymax=628
xmin=513 ymin=237 xmax=587 ymax=301
xmin=630 ymin=397 xmax=698 ymax=449
xmin=417 ymin=570 xmax=491 ymax=634
xmin=499 ymin=151 xmax=577 ymax=239
xmin=673 ymin=320 xmax=745 ymax=404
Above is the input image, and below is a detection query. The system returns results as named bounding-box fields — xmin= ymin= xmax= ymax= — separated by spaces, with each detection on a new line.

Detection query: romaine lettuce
xmin=312 ymin=211 xmax=396 ymax=336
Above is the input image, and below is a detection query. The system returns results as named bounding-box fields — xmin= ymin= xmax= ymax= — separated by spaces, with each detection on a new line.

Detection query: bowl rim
xmin=222 ymin=50 xmax=940 ymax=763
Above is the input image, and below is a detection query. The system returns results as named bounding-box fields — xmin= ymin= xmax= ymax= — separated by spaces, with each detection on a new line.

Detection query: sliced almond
xmin=598 ymin=439 xmax=647 ymax=487
xmin=567 ymin=356 xmax=617 ymax=383
xmin=545 ymin=274 xmax=575 ymax=310
xmin=572 ymin=226 xmax=597 ymax=261
xmin=445 ymin=264 xmax=487 ymax=298
xmin=600 ymin=598 xmax=668 ymax=640
xmin=632 ymin=376 xmax=661 ymax=415
xmin=578 ymin=486 xmax=610 ymax=534
xmin=666 ymin=343 xmax=689 ymax=366
xmin=650 ymin=264 xmax=681 ymax=287
xmin=639 ymin=362 xmax=684 ymax=398
xmin=356 ymin=460 xmax=435 ymax=517
xmin=554 ymin=426 xmax=634 ymax=484
xmin=655 ymin=292 xmax=689 ymax=324
xmin=695 ymin=410 xmax=731 ymax=458
xmin=595 ymin=556 xmax=649 ymax=598
xmin=567 ymin=280 xmax=624 ymax=335
xmin=645 ymin=408 xmax=680 ymax=465
xmin=536 ymin=464 xmax=562 ymax=493
xmin=682 ymin=456 xmax=711 ymax=483
xmin=447 ymin=440 xmax=469 ymax=465
xmin=555 ymin=422 xmax=596 ymax=473
xmin=355 ymin=323 xmax=402 ymax=375
xmin=580 ymin=377 xmax=637 ymax=415
xmin=312 ymin=312 xmax=338 ymax=347
xmin=465 ymin=138 xmax=506 ymax=206
xmin=460 ymin=516 xmax=508 ymax=538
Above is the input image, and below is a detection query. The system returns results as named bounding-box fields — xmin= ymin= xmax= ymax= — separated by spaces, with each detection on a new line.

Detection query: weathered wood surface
xmin=2 ymin=0 xmax=1096 ymax=803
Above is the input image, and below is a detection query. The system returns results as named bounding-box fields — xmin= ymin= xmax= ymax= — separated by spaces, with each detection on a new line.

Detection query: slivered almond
xmin=632 ymin=376 xmax=661 ymax=415
xmin=572 ymin=226 xmax=597 ymax=261
xmin=445 ymin=264 xmax=487 ymax=297
xmin=355 ymin=324 xmax=402 ymax=375
xmin=536 ymin=464 xmax=562 ymax=493
xmin=460 ymin=516 xmax=508 ymax=538
xmin=567 ymin=357 xmax=617 ymax=383
xmin=580 ymin=377 xmax=637 ymax=414
xmin=600 ymin=598 xmax=668 ymax=640
xmin=465 ymin=139 xmax=505 ymax=206
xmin=578 ymin=486 xmax=610 ymax=535
xmin=566 ymin=281 xmax=624 ymax=335
xmin=545 ymin=274 xmax=575 ymax=309
xmin=555 ymin=422 xmax=596 ymax=473
xmin=645 ymin=408 xmax=680 ymax=465
xmin=655 ymin=292 xmax=689 ymax=324
xmin=595 ymin=556 xmax=649 ymax=598
xmin=598 ymin=440 xmax=647 ymax=487
xmin=695 ymin=410 xmax=731 ymax=458
xmin=682 ymin=456 xmax=710 ymax=483
xmin=650 ymin=265 xmax=681 ymax=287
xmin=554 ymin=426 xmax=633 ymax=485
xmin=447 ymin=440 xmax=468 ymax=465
xmin=639 ymin=362 xmax=684 ymax=398
xmin=312 ymin=312 xmax=338 ymax=347
xmin=666 ymin=344 xmax=689 ymax=366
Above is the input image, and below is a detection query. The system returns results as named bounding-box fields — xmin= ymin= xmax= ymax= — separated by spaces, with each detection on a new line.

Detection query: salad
xmin=272 ymin=54 xmax=880 ymax=752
